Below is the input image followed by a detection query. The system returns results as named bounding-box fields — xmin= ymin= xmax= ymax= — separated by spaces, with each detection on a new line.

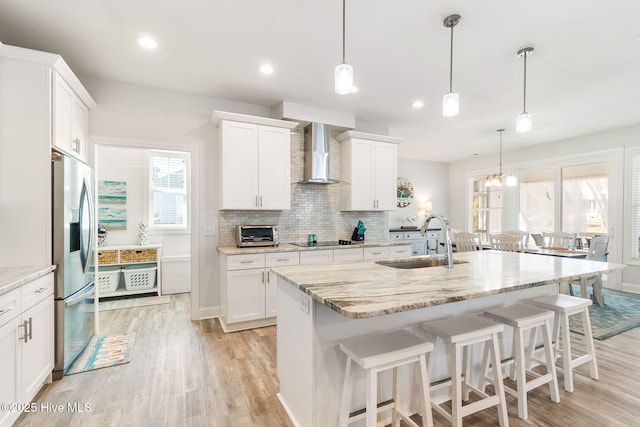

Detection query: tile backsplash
xmin=218 ymin=127 xmax=385 ymax=246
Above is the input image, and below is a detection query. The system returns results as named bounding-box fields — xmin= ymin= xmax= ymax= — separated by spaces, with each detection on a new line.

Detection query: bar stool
xmin=481 ymin=304 xmax=560 ymax=419
xmin=528 ymin=294 xmax=598 ymax=392
xmin=418 ymin=314 xmax=509 ymax=427
xmin=338 ymin=329 xmax=434 ymax=427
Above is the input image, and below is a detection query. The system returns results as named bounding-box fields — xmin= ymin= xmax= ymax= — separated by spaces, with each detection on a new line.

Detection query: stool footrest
xmin=348 ymin=399 xmax=394 ymax=421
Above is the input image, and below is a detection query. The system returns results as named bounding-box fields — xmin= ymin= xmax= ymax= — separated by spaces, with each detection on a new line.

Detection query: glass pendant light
xmin=516 ymin=47 xmax=534 ymax=133
xmin=335 ymin=0 xmax=353 ymax=94
xmin=485 ymin=129 xmax=506 ymax=188
xmin=442 ymin=14 xmax=461 ymax=117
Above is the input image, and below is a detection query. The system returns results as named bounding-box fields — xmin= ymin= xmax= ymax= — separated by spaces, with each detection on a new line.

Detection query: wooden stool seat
xmin=339 ymin=329 xmax=434 ymax=427
xmin=528 ymin=294 xmax=598 ymax=392
xmin=482 ymin=304 xmax=560 ymax=420
xmin=419 ymin=314 xmax=509 ymax=427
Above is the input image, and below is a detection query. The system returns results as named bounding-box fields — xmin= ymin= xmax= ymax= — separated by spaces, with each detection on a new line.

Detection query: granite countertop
xmin=217 ymin=240 xmax=410 ymax=255
xmin=270 ymin=250 xmax=626 ymax=319
xmin=0 ymin=265 xmax=57 ymax=296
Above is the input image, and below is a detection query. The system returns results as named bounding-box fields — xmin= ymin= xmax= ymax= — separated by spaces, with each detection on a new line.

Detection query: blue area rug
xmin=569 ymin=287 xmax=640 ymax=340
xmin=66 ymin=333 xmax=136 ymax=375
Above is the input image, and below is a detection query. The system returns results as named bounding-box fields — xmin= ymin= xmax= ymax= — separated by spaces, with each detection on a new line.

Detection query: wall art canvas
xmin=98 ymin=180 xmax=127 ymax=230
xmin=98 ymin=180 xmax=127 ymax=204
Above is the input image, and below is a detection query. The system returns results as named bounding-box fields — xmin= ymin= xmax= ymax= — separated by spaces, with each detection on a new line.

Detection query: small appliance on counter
xmin=235 ymin=225 xmax=280 ymax=247
xmin=351 ymin=220 xmax=366 ymax=241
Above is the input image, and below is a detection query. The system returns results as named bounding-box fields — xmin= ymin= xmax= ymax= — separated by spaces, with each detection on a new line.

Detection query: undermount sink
xmin=376 ymin=257 xmax=468 ymax=269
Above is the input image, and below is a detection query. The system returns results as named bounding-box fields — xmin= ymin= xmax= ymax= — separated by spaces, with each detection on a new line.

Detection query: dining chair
xmin=571 ymin=235 xmax=609 ymax=306
xmin=531 ymin=233 xmax=545 ymax=246
xmin=542 ymin=232 xmax=577 ymax=249
xmin=489 ymin=233 xmax=523 ymax=252
xmin=454 ymin=231 xmax=482 ymax=252
xmin=505 ymin=230 xmax=530 ymax=247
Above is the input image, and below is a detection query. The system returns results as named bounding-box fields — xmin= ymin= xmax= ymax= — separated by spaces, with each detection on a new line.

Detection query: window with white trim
xmin=469 ymin=175 xmax=502 ymax=243
xmin=148 ymin=151 xmax=189 ymax=230
xmin=631 ymin=153 xmax=640 ymax=259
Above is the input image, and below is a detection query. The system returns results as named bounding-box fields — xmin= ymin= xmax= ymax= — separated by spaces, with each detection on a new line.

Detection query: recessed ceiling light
xmin=137 ymin=36 xmax=157 ymax=49
xmin=259 ymin=64 xmax=274 ymax=74
xmin=412 ymin=100 xmax=424 ymax=109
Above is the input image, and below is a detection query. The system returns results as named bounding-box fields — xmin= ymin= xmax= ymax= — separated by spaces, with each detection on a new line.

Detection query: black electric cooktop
xmin=290 ymin=241 xmax=352 ymax=247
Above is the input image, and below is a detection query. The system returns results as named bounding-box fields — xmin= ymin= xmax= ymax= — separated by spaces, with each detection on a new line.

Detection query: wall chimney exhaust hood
xmin=300 ymin=122 xmax=339 ymax=184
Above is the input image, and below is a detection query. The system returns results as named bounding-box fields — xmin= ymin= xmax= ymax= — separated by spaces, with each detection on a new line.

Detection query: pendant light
xmin=485 ymin=129 xmax=506 ymax=188
xmin=442 ymin=14 xmax=461 ymax=117
xmin=516 ymin=47 xmax=534 ymax=133
xmin=335 ymin=0 xmax=353 ymax=94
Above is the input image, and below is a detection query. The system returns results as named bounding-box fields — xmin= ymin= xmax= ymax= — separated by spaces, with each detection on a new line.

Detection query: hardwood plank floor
xmin=15 ymin=294 xmax=640 ymax=426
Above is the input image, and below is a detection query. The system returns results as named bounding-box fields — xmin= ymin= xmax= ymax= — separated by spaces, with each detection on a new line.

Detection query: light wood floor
xmin=15 ymin=294 xmax=640 ymax=426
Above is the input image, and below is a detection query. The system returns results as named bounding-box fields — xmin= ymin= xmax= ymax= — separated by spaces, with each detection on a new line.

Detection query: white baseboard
xmin=620 ymin=282 xmax=640 ymax=294
xmin=196 ymin=305 xmax=219 ymax=320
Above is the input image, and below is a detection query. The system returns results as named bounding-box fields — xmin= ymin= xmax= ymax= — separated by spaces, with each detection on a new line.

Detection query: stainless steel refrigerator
xmin=51 ymin=150 xmax=96 ymax=380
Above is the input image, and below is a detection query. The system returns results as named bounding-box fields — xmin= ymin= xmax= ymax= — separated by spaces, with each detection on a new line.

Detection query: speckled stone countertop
xmin=0 ymin=265 xmax=56 ymax=296
xmin=271 ymin=250 xmax=626 ymax=319
xmin=217 ymin=240 xmax=410 ymax=255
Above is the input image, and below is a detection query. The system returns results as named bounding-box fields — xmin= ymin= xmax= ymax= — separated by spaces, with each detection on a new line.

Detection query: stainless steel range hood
xmin=299 ymin=122 xmax=340 ymax=184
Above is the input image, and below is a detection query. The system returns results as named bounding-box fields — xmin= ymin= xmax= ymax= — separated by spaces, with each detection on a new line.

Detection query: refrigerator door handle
xmin=65 ymin=282 xmax=96 ymax=308
xmin=79 ymin=177 xmax=94 ymax=273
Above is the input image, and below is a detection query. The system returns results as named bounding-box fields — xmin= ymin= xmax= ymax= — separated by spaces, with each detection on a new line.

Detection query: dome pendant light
xmin=442 ymin=14 xmax=461 ymax=117
xmin=335 ymin=0 xmax=353 ymax=94
xmin=485 ymin=129 xmax=506 ymax=188
xmin=516 ymin=46 xmax=534 ymax=133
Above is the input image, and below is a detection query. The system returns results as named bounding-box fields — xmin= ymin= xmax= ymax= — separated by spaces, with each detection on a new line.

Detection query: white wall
xmin=81 ymin=75 xmax=272 ymax=318
xmin=448 ymin=124 xmax=640 ymax=289
xmin=388 ymin=158 xmax=450 ymax=229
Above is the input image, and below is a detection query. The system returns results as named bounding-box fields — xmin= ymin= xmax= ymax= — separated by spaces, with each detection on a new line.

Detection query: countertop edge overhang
xmin=0 ymin=265 xmax=57 ymax=296
xmin=217 ymin=240 xmax=410 ymax=255
xmin=271 ymin=251 xmax=627 ymax=319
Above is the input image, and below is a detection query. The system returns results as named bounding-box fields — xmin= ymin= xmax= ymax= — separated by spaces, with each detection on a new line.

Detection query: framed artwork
xmin=98 ymin=180 xmax=127 ymax=230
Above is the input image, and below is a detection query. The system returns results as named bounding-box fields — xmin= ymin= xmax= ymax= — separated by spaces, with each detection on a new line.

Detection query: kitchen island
xmin=271 ymin=250 xmax=625 ymax=427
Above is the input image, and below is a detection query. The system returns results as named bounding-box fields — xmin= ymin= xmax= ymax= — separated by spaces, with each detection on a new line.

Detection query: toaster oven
xmin=235 ymin=225 xmax=280 ymax=247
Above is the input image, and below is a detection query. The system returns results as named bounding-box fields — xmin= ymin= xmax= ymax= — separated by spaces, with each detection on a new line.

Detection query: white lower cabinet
xmin=219 ymin=246 xmax=410 ymax=332
xmin=220 ymin=252 xmax=298 ymax=332
xmin=0 ymin=272 xmax=54 ymax=427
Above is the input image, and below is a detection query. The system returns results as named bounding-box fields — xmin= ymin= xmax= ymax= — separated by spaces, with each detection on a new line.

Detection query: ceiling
xmin=1 ymin=0 xmax=639 ymax=162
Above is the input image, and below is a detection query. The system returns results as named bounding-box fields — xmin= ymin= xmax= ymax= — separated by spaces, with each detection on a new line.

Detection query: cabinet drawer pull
xmin=372 ymin=251 xmax=383 ymax=255
xmin=276 ymin=258 xmax=290 ymax=262
xmin=261 ymin=271 xmax=265 ymax=284
xmin=18 ymin=319 xmax=32 ymax=343
xmin=267 ymin=270 xmax=270 ymax=283
xmin=0 ymin=306 xmax=14 ymax=316
xmin=35 ymin=287 xmax=49 ymax=294
xmin=240 ymin=260 xmax=255 ymax=264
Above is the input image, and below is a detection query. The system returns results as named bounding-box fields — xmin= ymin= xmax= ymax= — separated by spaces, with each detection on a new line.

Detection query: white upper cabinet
xmin=53 ymin=73 xmax=90 ymax=161
xmin=213 ymin=111 xmax=298 ymax=210
xmin=337 ymin=131 xmax=401 ymax=211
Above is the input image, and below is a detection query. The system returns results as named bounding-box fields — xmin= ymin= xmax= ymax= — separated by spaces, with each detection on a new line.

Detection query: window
xmin=561 ymin=163 xmax=608 ymax=235
xmin=519 ymin=169 xmax=555 ymax=232
xmin=148 ymin=151 xmax=189 ymax=230
xmin=630 ymin=152 xmax=640 ymax=260
xmin=469 ymin=175 xmax=502 ymax=242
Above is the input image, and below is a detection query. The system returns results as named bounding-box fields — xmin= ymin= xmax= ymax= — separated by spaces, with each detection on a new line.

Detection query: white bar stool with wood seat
xmin=338 ymin=329 xmax=434 ymax=427
xmin=418 ymin=314 xmax=509 ymax=427
xmin=480 ymin=304 xmax=560 ymax=419
xmin=528 ymin=294 xmax=598 ymax=392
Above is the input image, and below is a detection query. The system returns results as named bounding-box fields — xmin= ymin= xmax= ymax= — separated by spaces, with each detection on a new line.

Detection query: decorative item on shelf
xmin=516 ymin=46 xmax=534 ymax=133
xmin=137 ymin=221 xmax=150 ymax=246
xmin=442 ymin=14 xmax=462 ymax=117
xmin=396 ymin=177 xmax=415 ymax=208
xmin=97 ymin=225 xmax=108 ymax=247
xmin=351 ymin=220 xmax=366 ymax=241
